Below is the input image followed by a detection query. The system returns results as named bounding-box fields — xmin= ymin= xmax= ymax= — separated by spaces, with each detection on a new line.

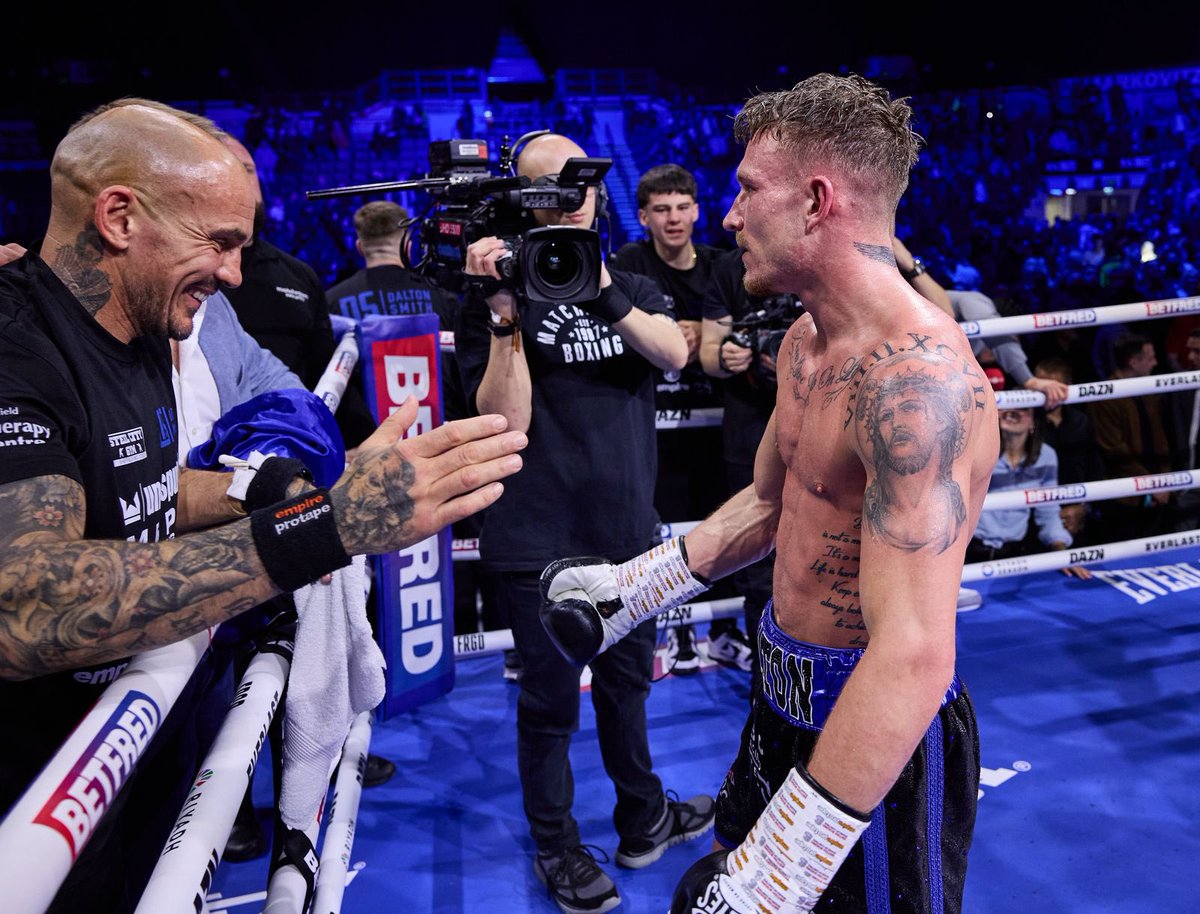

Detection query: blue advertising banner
xmin=356 ymin=314 xmax=455 ymax=719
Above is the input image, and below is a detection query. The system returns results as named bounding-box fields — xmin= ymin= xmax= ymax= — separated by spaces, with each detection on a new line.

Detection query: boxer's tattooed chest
xmin=788 ymin=341 xmax=865 ymax=410
xmin=808 ymin=520 xmax=866 ymax=645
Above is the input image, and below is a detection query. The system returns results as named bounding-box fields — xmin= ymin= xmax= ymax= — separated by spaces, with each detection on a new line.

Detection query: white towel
xmin=279 ymin=555 xmax=386 ymax=830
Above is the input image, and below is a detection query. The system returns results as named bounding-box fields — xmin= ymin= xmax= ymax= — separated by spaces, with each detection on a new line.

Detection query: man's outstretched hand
xmin=332 ymin=397 xmax=526 ymax=556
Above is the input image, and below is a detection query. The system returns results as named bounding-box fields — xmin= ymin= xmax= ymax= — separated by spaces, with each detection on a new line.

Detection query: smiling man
xmin=0 ymin=99 xmax=525 ymax=913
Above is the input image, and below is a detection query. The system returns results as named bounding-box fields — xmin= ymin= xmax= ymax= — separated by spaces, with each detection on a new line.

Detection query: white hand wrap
xmin=613 ymin=536 xmax=710 ymax=627
xmin=726 ymin=765 xmax=871 ymax=912
xmin=220 ymin=449 xmax=271 ymax=501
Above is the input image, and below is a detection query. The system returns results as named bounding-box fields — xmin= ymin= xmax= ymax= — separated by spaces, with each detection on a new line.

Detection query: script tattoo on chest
xmin=788 ymin=327 xmax=865 ymax=409
xmin=808 ymin=521 xmax=867 ymax=645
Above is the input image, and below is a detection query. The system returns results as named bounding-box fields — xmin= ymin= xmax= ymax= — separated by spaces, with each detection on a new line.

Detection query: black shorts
xmin=714 ymin=602 xmax=979 ymax=914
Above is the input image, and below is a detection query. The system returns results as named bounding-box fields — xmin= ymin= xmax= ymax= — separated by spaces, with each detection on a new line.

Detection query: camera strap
xmin=466 ymin=273 xmax=508 ymax=299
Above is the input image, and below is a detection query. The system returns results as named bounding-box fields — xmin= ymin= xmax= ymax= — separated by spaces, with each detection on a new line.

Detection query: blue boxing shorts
xmin=713 ymin=601 xmax=979 ymax=914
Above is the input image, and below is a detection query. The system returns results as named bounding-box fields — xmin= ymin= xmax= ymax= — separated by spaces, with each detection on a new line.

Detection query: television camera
xmin=725 ymin=293 xmax=805 ymax=388
xmin=306 ymin=130 xmax=612 ymax=304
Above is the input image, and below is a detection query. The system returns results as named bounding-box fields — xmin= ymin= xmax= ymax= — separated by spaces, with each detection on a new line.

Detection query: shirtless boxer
xmin=540 ymin=73 xmax=998 ymax=913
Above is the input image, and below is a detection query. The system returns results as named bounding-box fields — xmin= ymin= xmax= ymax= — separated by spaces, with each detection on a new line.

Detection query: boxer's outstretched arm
xmin=540 ymin=411 xmax=783 ymax=666
xmin=0 ymin=400 xmax=525 ymax=680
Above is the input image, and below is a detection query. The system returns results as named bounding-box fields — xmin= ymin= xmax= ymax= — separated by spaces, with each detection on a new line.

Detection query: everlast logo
xmin=760 ymin=637 xmax=815 ymax=727
xmin=33 ymin=692 xmax=161 ymax=859
xmin=273 ymin=493 xmax=331 ymax=535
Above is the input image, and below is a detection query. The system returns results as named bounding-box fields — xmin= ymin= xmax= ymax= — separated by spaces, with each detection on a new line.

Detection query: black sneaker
xmin=503 ymin=648 xmax=524 ymax=683
xmin=615 ymin=791 xmax=715 ymax=869
xmin=534 ymin=845 xmax=621 ymax=914
xmin=362 ymin=753 xmax=396 ymax=788
xmin=668 ymin=625 xmax=701 ymax=676
xmin=707 ymin=626 xmax=753 ymax=673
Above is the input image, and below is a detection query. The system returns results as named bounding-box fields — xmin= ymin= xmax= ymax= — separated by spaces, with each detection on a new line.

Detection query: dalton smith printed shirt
xmin=0 ymin=253 xmax=179 ymax=811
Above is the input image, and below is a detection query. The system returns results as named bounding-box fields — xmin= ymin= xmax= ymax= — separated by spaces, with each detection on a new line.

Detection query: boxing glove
xmin=670 ymin=849 xmax=753 ymax=914
xmin=670 ymin=763 xmax=871 ymax=914
xmin=540 ymin=536 xmax=710 ymax=666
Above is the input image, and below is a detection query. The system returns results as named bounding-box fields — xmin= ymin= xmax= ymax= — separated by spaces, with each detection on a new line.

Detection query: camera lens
xmin=534 ymin=242 xmax=582 ymax=288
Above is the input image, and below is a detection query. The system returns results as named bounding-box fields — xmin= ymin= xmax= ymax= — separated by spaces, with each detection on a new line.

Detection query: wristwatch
xmin=901 ymin=257 xmax=927 ymax=282
xmin=489 ymin=309 xmax=520 ymax=337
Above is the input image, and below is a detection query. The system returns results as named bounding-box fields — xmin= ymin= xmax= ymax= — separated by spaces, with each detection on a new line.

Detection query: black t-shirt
xmin=327 ymin=264 xmax=467 ymax=446
xmin=612 ymin=239 xmax=722 ymax=409
xmin=455 ymin=270 xmax=667 ymax=570
xmin=224 ymin=238 xmax=336 ymax=389
xmin=703 ymin=247 xmax=803 ymax=464
xmin=0 ymin=254 xmax=179 ymax=810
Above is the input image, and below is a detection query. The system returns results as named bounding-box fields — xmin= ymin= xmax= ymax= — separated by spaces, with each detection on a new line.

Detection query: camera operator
xmin=455 ymin=133 xmax=713 ymax=914
xmin=700 ymin=246 xmax=802 ymax=678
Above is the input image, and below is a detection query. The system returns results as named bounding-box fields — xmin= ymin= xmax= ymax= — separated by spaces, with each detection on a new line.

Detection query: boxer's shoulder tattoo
xmin=848 ymin=341 xmax=980 ymax=553
xmin=50 ymin=226 xmax=111 ymax=315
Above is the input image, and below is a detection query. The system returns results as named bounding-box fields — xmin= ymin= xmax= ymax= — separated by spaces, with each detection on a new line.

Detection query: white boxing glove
xmin=539 ymin=536 xmax=710 ymax=665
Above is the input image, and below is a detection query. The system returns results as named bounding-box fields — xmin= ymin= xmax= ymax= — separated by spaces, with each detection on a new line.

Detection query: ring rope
xmin=962 ymin=528 xmax=1200 ymax=582
xmin=960 ymin=294 xmax=1200 ymax=340
xmin=0 ymin=630 xmax=212 ymax=914
xmin=311 ymin=711 xmax=374 ymax=914
xmin=135 ymin=646 xmax=291 ymax=914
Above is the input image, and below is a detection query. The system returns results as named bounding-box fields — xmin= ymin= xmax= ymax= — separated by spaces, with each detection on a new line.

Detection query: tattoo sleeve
xmin=0 ymin=475 xmax=276 ymax=680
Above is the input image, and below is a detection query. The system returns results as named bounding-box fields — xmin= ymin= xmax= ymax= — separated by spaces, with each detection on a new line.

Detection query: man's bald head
xmin=515 ymin=134 xmax=598 ymax=229
xmin=42 ymin=99 xmax=256 ymax=344
xmin=516 ymin=134 xmax=588 ymax=181
xmin=50 ymin=101 xmax=248 ymax=229
xmin=218 ymin=133 xmax=265 ymax=209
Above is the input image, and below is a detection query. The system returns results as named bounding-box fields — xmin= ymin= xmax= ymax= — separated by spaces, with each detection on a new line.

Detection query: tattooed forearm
xmin=0 ymin=522 xmax=276 ymax=680
xmin=331 ymin=447 xmax=417 ymax=555
xmin=48 ymin=226 xmax=111 ymax=316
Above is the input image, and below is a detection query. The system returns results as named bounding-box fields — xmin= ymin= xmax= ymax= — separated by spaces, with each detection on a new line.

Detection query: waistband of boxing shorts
xmin=758 ymin=599 xmax=962 ymax=731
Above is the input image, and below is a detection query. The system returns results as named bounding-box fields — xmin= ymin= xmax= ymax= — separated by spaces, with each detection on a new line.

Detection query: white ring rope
xmin=995 ymin=368 xmax=1200 ymax=409
xmin=311 ymin=711 xmax=373 ymax=914
xmin=313 ymin=330 xmax=360 ymax=416
xmin=135 ymin=646 xmax=291 ymax=914
xmin=0 ymin=630 xmax=211 ymax=914
xmin=962 ymin=528 xmax=1200 ymax=582
xmin=983 ymin=470 xmax=1197 ymax=510
xmin=959 ymin=294 xmax=1200 ymax=340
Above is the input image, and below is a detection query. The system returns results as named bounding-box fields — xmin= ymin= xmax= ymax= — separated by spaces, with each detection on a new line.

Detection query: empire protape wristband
xmin=243 ymin=456 xmax=314 ymax=513
xmin=584 ymin=285 xmax=633 ymax=325
xmin=250 ymin=488 xmax=351 ymax=593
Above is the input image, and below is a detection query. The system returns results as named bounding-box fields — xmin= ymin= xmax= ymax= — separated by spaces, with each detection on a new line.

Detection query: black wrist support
xmin=795 ymin=760 xmax=873 ymax=822
xmin=585 ymin=285 xmax=633 ymax=325
xmin=243 ymin=456 xmax=313 ymax=513
xmin=250 ymin=488 xmax=351 ymax=593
